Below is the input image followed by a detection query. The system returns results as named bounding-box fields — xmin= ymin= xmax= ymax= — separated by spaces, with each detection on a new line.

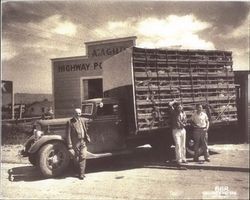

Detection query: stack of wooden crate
xmin=132 ymin=47 xmax=238 ymax=131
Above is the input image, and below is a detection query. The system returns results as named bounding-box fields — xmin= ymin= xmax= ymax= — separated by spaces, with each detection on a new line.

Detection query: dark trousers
xmin=193 ymin=128 xmax=209 ymax=159
xmin=74 ymin=141 xmax=87 ymax=176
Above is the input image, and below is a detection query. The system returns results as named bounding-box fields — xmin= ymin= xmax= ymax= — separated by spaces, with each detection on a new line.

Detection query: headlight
xmin=33 ymin=129 xmax=44 ymax=140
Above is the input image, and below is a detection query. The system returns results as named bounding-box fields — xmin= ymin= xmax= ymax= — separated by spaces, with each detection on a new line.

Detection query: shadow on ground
xmin=7 ymin=147 xmax=174 ymax=182
xmin=7 ymin=146 xmax=224 ymax=182
xmin=8 ymin=166 xmax=43 ymax=182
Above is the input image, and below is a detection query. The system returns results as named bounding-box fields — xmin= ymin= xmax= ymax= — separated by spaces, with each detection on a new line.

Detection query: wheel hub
xmin=52 ymin=155 xmax=59 ymax=164
xmin=188 ymin=139 xmax=194 ymax=147
xmin=48 ymin=151 xmax=63 ymax=169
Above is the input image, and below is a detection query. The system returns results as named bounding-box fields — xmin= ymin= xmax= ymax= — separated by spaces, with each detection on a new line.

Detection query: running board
xmin=86 ymin=149 xmax=133 ymax=159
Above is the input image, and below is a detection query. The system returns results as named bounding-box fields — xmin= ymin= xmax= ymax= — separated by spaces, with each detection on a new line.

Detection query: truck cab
xmin=20 ymin=97 xmax=126 ymax=178
xmin=81 ymin=98 xmax=126 ymax=153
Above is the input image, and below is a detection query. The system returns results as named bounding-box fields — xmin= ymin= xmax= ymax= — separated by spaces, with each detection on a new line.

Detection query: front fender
xmin=20 ymin=135 xmax=36 ymax=157
xmin=28 ymin=135 xmax=65 ymax=154
xmin=24 ymin=135 xmax=35 ymax=147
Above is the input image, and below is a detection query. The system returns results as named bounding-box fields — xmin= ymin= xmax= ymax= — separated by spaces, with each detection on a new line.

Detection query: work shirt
xmin=191 ymin=111 xmax=208 ymax=128
xmin=170 ymin=109 xmax=187 ymax=129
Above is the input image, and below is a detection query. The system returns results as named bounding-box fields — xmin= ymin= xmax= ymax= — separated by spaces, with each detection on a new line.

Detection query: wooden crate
xmin=132 ymin=47 xmax=237 ymax=132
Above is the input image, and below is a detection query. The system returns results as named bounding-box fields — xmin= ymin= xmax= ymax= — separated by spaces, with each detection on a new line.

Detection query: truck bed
xmin=102 ymin=47 xmax=238 ymax=134
xmin=132 ymin=47 xmax=238 ymax=131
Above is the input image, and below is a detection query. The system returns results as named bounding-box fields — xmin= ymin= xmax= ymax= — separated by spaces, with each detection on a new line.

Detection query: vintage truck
xmin=20 ymin=47 xmax=238 ymax=177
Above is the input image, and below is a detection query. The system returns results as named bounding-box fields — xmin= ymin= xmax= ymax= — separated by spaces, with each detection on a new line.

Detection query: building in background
xmin=51 ymin=36 xmax=136 ymax=117
xmin=1 ymin=90 xmax=53 ymax=119
xmin=24 ymin=99 xmax=53 ymax=118
xmin=15 ymin=93 xmax=52 ymax=104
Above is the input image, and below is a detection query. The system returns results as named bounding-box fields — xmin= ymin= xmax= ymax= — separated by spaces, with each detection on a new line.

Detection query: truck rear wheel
xmin=150 ymin=140 xmax=171 ymax=152
xmin=150 ymin=136 xmax=172 ymax=157
xmin=186 ymin=136 xmax=203 ymax=157
xmin=37 ymin=142 xmax=70 ymax=178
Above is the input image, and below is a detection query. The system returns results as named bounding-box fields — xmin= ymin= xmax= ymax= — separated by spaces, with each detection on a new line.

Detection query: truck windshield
xmin=81 ymin=103 xmax=94 ymax=115
xmin=97 ymin=104 xmax=118 ymax=116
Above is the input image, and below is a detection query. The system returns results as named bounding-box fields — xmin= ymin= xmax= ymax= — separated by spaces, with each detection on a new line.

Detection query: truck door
xmin=87 ymin=103 xmax=125 ymax=153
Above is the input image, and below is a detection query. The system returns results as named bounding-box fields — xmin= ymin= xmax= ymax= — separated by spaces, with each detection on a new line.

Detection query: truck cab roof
xmin=82 ymin=97 xmax=118 ymax=105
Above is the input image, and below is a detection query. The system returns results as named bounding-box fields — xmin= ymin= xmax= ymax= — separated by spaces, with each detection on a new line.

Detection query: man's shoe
xmin=79 ymin=175 xmax=85 ymax=180
xmin=205 ymin=158 xmax=210 ymax=162
xmin=182 ymin=160 xmax=187 ymax=163
xmin=193 ymin=158 xmax=199 ymax=162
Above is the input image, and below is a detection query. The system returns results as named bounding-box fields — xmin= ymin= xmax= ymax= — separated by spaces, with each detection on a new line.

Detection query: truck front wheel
xmin=37 ymin=142 xmax=70 ymax=178
xmin=28 ymin=154 xmax=37 ymax=166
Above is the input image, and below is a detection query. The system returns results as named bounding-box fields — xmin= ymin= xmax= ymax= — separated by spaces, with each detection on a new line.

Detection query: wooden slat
xmin=132 ymin=47 xmax=237 ymax=131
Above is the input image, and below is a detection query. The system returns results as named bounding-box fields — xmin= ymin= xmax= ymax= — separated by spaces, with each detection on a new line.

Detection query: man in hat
xmin=168 ymin=100 xmax=187 ymax=165
xmin=67 ymin=108 xmax=90 ymax=180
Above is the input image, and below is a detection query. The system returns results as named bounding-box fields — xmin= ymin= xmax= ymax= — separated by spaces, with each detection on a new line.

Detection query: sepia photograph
xmin=1 ymin=0 xmax=249 ymax=199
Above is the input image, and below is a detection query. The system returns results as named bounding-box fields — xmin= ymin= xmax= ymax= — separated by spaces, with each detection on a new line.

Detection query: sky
xmin=1 ymin=0 xmax=250 ymax=94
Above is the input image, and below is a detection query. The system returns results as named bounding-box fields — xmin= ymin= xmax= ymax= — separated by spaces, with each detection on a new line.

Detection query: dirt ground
xmin=1 ymin=144 xmax=249 ymax=200
xmin=1 ymin=162 xmax=249 ymax=199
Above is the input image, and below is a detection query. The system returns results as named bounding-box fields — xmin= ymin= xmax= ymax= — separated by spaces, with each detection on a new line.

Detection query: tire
xmin=186 ymin=135 xmax=204 ymax=157
xmin=28 ymin=154 xmax=37 ymax=166
xmin=150 ymin=137 xmax=173 ymax=161
xmin=150 ymin=136 xmax=172 ymax=153
xmin=37 ymin=142 xmax=70 ymax=178
xmin=150 ymin=140 xmax=171 ymax=152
